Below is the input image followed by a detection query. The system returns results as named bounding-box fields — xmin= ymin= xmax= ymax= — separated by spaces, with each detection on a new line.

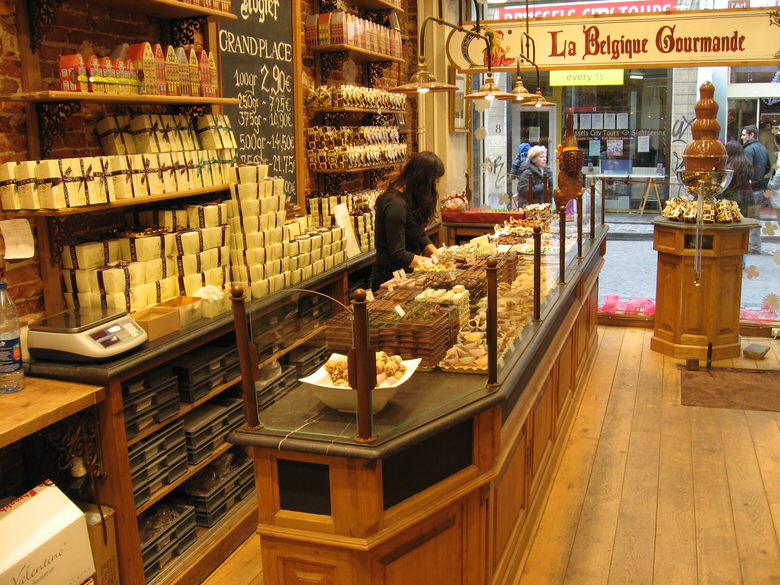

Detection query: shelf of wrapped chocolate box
xmin=2 ymin=184 xmax=230 ymax=217
xmin=311 ymin=161 xmax=402 ymax=173
xmin=1 ymin=91 xmax=240 ymax=105
xmin=309 ymin=106 xmax=406 ymax=114
xmin=89 ymin=0 xmax=237 ymax=20
xmin=309 ymin=44 xmax=404 ymax=63
xmin=353 ymin=0 xmax=404 ymax=11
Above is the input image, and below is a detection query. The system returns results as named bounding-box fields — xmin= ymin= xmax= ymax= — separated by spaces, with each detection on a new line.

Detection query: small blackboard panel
xmin=219 ymin=2 xmax=296 ymax=198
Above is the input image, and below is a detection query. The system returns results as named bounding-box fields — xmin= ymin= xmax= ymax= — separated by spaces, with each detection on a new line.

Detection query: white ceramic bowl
xmin=300 ymin=353 xmax=421 ymax=413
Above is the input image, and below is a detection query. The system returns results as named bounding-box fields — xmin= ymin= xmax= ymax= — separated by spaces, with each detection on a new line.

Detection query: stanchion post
xmin=590 ymin=180 xmax=596 ymax=239
xmin=600 ymin=177 xmax=606 ymax=226
xmin=231 ymin=286 xmax=261 ymax=429
xmin=533 ymin=226 xmax=541 ymax=321
xmin=351 ymin=289 xmax=376 ymax=443
xmin=577 ymin=193 xmax=583 ymax=259
xmin=558 ymin=205 xmax=567 ymax=285
xmin=486 ymin=257 xmax=498 ymax=387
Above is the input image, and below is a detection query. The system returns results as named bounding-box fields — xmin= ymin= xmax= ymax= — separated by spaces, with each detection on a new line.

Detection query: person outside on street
xmin=508 ymin=142 xmax=530 ymax=205
xmin=723 ymin=140 xmax=754 ymax=217
xmin=515 ymin=145 xmax=550 ymax=208
xmin=741 ymin=124 xmax=771 ymax=253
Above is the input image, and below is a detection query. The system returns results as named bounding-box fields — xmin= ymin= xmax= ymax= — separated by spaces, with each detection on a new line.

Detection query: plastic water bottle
xmin=0 ymin=281 xmax=24 ymax=393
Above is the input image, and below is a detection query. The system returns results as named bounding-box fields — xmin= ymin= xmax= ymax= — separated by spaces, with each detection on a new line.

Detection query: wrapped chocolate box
xmin=229 ymin=247 xmax=265 ymax=267
xmin=196 ymin=114 xmax=227 ymax=150
xmin=172 ymin=152 xmax=191 ymax=190
xmin=227 ymin=198 xmax=260 ymax=218
xmin=174 ymin=229 xmax=207 ymax=256
xmin=197 ymin=150 xmax=214 ymax=187
xmin=230 ymin=230 xmax=264 ymax=250
xmin=250 ymin=279 xmax=269 ymax=300
xmin=177 ymin=248 xmax=219 ymax=276
xmin=36 ymin=160 xmax=66 ymax=209
xmin=102 ymin=286 xmax=148 ymax=313
xmin=130 ymin=114 xmax=162 ymax=153
xmin=161 ymin=115 xmax=184 ymax=151
xmin=143 ymin=256 xmax=178 ymax=282
xmin=141 ymin=153 xmax=164 ymax=195
xmin=127 ymin=154 xmax=149 ymax=197
xmin=119 ymin=235 xmax=161 ymax=262
xmin=0 ymin=162 xmax=19 ymax=210
xmin=107 ymin=156 xmax=134 ymax=200
xmin=202 ymin=225 xmax=229 ymax=249
xmin=137 ymin=208 xmax=188 ymax=231
xmin=187 ymin=202 xmax=228 ymax=228
xmin=93 ymin=157 xmax=115 ymax=203
xmin=96 ymin=261 xmax=146 ymax=294
xmin=157 ymin=153 xmax=177 ymax=193
xmin=149 ymin=276 xmax=179 ymax=305
xmin=64 ymin=292 xmax=100 ymax=311
xmin=15 ymin=161 xmax=39 ymax=209
xmin=97 ymin=115 xmax=137 ymax=155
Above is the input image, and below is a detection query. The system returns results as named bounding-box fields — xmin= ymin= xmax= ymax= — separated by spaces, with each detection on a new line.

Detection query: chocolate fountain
xmin=554 ymin=107 xmax=584 ymax=209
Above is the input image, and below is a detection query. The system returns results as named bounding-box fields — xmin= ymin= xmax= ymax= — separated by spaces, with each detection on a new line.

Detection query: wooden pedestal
xmin=651 ymin=217 xmax=758 ymax=360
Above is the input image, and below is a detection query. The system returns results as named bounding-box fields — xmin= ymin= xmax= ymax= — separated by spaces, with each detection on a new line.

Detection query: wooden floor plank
xmin=691 ymin=406 xmax=743 ymax=585
xmin=653 ymin=353 xmax=698 ymax=585
xmin=201 ymin=531 xmax=263 ymax=585
xmin=562 ymin=327 xmax=645 ymax=585
xmin=720 ymin=409 xmax=780 ymax=584
xmin=607 ymin=330 xmax=663 ymax=585
xmin=746 ymin=410 xmax=780 ymax=548
xmin=517 ymin=327 xmax=626 ymax=585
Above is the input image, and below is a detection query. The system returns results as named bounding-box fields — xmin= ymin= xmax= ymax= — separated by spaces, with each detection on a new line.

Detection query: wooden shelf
xmin=127 ymin=376 xmax=241 ymax=448
xmin=354 ymin=0 xmax=404 ymax=11
xmin=310 ymin=44 xmax=403 ymax=63
xmin=310 ymin=106 xmax=405 ymax=114
xmin=311 ymin=162 xmax=402 ymax=173
xmin=0 ymin=91 xmax=239 ymax=105
xmin=136 ymin=440 xmax=235 ymax=514
xmin=88 ymin=0 xmax=237 ymax=21
xmin=4 ymin=184 xmax=231 ymax=217
xmin=0 ymin=377 xmax=105 ymax=448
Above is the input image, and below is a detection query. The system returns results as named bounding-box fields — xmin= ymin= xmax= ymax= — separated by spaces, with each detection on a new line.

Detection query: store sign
xmin=446 ymin=8 xmax=780 ymax=71
xmin=549 ymin=69 xmax=624 ymax=85
xmin=498 ymin=0 xmax=677 ymax=20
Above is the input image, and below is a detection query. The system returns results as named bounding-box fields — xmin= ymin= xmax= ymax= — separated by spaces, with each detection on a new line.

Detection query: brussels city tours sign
xmin=445 ymin=7 xmax=780 ymax=71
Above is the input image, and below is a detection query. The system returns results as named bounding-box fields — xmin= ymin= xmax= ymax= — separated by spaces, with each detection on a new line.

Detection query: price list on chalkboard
xmin=219 ymin=1 xmax=296 ymax=198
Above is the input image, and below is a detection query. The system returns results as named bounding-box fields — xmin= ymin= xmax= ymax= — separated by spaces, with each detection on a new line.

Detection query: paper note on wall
xmin=0 ymin=219 xmax=35 ymax=259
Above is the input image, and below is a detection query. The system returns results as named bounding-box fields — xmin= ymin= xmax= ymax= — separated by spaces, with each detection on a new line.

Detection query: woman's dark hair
xmin=726 ymin=140 xmax=752 ymax=189
xmin=386 ymin=151 xmax=444 ymax=225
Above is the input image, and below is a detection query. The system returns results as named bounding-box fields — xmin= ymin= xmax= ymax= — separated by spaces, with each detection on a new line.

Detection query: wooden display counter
xmin=0 ymin=377 xmax=104 ymax=448
xmin=651 ymin=217 xmax=758 ymax=360
xmin=230 ymin=227 xmax=607 ymax=585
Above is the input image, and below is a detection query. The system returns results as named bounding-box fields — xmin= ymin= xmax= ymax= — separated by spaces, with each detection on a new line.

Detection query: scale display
xmin=28 ymin=308 xmax=147 ymax=362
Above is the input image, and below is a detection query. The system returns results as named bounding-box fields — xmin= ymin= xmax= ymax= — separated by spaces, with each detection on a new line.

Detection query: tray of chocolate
xmin=376 ymin=302 xmax=459 ymax=370
xmin=324 ymin=310 xmax=384 ymax=353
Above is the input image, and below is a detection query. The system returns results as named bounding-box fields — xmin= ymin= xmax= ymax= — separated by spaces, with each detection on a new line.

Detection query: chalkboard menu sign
xmin=219 ymin=2 xmax=297 ymax=198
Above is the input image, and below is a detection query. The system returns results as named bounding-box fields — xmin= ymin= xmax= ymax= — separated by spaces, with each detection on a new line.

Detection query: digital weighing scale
xmin=28 ymin=307 xmax=147 ymax=362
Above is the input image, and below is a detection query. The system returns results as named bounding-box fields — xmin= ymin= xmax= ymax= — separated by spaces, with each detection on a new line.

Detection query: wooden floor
xmin=202 ymin=327 xmax=780 ymax=585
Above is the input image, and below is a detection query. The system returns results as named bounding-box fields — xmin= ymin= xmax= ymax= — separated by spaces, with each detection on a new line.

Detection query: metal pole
xmin=577 ymin=193 xmax=583 ymax=259
xmin=230 ymin=286 xmax=261 ymax=429
xmin=533 ymin=226 xmax=541 ymax=321
xmin=558 ymin=205 xmax=567 ymax=285
xmin=600 ymin=177 xmax=606 ymax=226
xmin=486 ymin=257 xmax=498 ymax=386
xmin=351 ymin=289 xmax=376 ymax=443
xmin=590 ymin=179 xmax=596 ymax=239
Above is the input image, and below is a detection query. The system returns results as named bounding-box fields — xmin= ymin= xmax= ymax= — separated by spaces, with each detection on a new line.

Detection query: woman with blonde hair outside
xmin=515 ymin=145 xmax=550 ymax=208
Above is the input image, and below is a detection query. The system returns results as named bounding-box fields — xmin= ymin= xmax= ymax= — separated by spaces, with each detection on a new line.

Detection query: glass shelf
xmin=310 ymin=44 xmax=403 ymax=63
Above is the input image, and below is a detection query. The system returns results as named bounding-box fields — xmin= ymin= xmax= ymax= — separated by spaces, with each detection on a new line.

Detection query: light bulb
xmin=485 ymin=94 xmax=495 ymax=102
xmin=417 ymin=87 xmax=430 ymax=94
xmin=535 ymin=101 xmax=542 ymax=108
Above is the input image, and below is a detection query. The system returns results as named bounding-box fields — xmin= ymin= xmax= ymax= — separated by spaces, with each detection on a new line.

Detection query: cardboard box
xmin=159 ymin=296 xmax=203 ymax=326
xmin=79 ymin=504 xmax=118 ymax=585
xmin=131 ymin=306 xmax=180 ymax=341
xmin=0 ymin=480 xmax=95 ymax=585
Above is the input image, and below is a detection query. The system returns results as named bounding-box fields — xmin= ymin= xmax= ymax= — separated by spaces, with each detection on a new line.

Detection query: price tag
xmin=394 ymin=304 xmax=406 ymax=317
xmin=431 ymin=254 xmax=439 ymax=265
xmin=365 ymin=289 xmax=375 ymax=302
xmin=393 ymin=269 xmax=405 ymax=280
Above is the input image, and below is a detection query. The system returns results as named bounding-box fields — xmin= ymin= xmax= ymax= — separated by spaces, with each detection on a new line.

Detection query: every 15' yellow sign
xmin=549 ymin=70 xmax=624 ymax=85
xmin=445 ymin=7 xmax=780 ymax=72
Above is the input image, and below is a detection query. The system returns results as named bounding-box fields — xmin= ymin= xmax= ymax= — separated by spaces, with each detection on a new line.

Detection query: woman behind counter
xmin=371 ymin=151 xmax=443 ymax=291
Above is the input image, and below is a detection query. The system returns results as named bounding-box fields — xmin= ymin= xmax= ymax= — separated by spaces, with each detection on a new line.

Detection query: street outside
xmin=599 ymin=213 xmax=780 ymax=315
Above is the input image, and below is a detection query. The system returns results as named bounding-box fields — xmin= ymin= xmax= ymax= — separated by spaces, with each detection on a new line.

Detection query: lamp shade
xmin=390 ymin=57 xmax=457 ymax=94
xmin=463 ymin=72 xmax=514 ymax=101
